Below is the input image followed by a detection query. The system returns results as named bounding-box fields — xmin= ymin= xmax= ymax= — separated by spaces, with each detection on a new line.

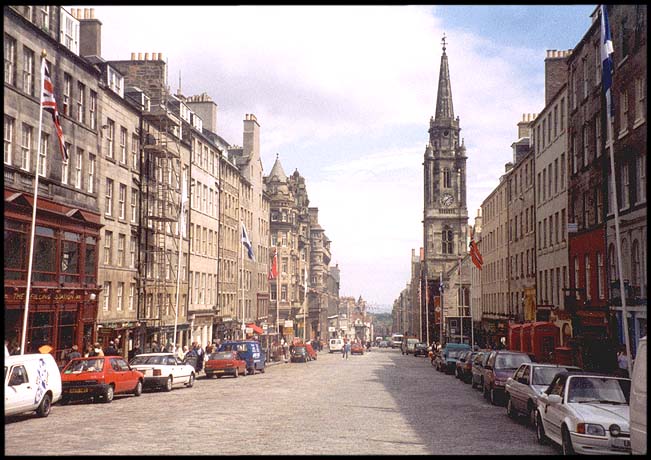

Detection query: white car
xmin=329 ymin=338 xmax=343 ymax=353
xmin=535 ymin=371 xmax=632 ymax=455
xmin=129 ymin=353 xmax=196 ymax=391
xmin=505 ymin=363 xmax=580 ymax=426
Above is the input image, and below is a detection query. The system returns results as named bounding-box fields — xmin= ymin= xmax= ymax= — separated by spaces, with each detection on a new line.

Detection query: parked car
xmin=505 ymin=363 xmax=580 ymax=426
xmin=457 ymin=351 xmax=479 ymax=383
xmin=329 ymin=338 xmax=344 ymax=353
xmin=378 ymin=341 xmax=389 ymax=348
xmin=401 ymin=337 xmax=420 ymax=355
xmin=60 ymin=356 xmax=143 ymax=404
xmin=5 ymin=353 xmax=62 ymax=418
xmin=290 ymin=346 xmax=309 ymax=363
xmin=218 ymin=340 xmax=266 ymax=374
xmin=440 ymin=343 xmax=471 ymax=374
xmin=454 ymin=350 xmax=473 ymax=380
xmin=129 ymin=353 xmax=196 ymax=391
xmin=471 ymin=351 xmax=490 ymax=389
xmin=630 ymin=336 xmax=647 ymax=455
xmin=535 ymin=371 xmax=632 ymax=455
xmin=351 ymin=343 xmax=365 ymax=355
xmin=413 ymin=342 xmax=429 ymax=357
xmin=483 ymin=350 xmax=532 ymax=405
xmin=203 ymin=351 xmax=247 ymax=378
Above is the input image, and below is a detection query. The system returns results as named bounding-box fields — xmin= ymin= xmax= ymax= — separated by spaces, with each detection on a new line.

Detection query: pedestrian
xmin=151 ymin=341 xmax=161 ymax=353
xmin=66 ymin=344 xmax=81 ymax=362
xmin=105 ymin=340 xmax=119 ymax=356
xmin=178 ymin=345 xmax=188 ymax=361
xmin=129 ymin=342 xmax=142 ymax=360
xmin=616 ymin=346 xmax=629 ymax=378
xmin=195 ymin=342 xmax=205 ymax=373
xmin=89 ymin=342 xmax=104 ymax=357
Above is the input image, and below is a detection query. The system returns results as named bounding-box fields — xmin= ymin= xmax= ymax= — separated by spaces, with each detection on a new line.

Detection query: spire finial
xmin=441 ymin=33 xmax=447 ymax=53
xmin=276 ymin=153 xmax=279 ymax=160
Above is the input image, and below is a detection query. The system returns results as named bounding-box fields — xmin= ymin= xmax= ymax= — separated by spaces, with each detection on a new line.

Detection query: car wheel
xmin=103 ymin=385 xmax=114 ymax=403
xmin=134 ymin=380 xmax=143 ymax=396
xmin=164 ymin=376 xmax=173 ymax=392
xmin=506 ymin=395 xmax=516 ymax=418
xmin=490 ymin=387 xmax=498 ymax=405
xmin=36 ymin=393 xmax=52 ymax=417
xmin=234 ymin=368 xmax=239 ymax=378
xmin=186 ymin=373 xmax=195 ymax=388
xmin=260 ymin=367 xmax=265 ymax=373
xmin=535 ymin=411 xmax=548 ymax=445
xmin=216 ymin=375 xmax=222 ymax=379
xmin=561 ymin=426 xmax=575 ymax=455
xmin=527 ymin=402 xmax=536 ymax=427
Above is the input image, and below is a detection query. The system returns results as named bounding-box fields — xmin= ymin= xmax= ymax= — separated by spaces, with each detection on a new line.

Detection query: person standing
xmin=66 ymin=344 xmax=82 ymax=362
xmin=617 ymin=346 xmax=629 ymax=378
xmin=5 ymin=339 xmax=10 ymax=358
xmin=105 ymin=341 xmax=119 ymax=356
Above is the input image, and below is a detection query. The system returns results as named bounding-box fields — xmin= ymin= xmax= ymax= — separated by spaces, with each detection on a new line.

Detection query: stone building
xmin=4 ymin=6 xmax=102 ymax=358
xmin=422 ymin=38 xmax=469 ymax=344
xmin=308 ymin=207 xmax=331 ymax=341
xmin=469 ymin=208 xmax=483 ymax=345
xmin=532 ymin=53 xmax=572 ymax=343
xmin=603 ymin=4 xmax=647 ymax=355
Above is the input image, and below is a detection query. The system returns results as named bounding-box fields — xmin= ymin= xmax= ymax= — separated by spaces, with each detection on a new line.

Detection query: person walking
xmin=105 ymin=340 xmax=119 ymax=356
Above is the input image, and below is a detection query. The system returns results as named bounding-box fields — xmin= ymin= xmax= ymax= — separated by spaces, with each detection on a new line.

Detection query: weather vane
xmin=441 ymin=33 xmax=447 ymax=52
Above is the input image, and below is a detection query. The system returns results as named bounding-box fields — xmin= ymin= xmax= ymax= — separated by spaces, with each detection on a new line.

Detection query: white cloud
xmin=81 ymin=5 xmax=550 ymax=306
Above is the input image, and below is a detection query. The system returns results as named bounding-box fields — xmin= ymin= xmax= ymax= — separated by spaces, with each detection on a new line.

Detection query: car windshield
xmin=567 ymin=376 xmax=630 ymax=404
xmin=533 ymin=367 xmax=570 ymax=385
xmin=495 ymin=354 xmax=530 ymax=370
xmin=130 ymin=355 xmax=168 ymax=365
xmin=63 ymin=359 xmax=104 ymax=373
xmin=293 ymin=347 xmax=306 ymax=352
xmin=208 ymin=352 xmax=234 ymax=360
xmin=447 ymin=350 xmax=465 ymax=358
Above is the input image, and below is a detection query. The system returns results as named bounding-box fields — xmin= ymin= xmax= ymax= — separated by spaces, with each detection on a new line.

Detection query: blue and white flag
xmin=439 ymin=272 xmax=444 ymax=294
xmin=241 ymin=221 xmax=255 ymax=261
xmin=600 ymin=4 xmax=614 ymax=118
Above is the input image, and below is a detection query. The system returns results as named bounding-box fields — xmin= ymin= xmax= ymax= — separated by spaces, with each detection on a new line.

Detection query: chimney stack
xmin=78 ymin=8 xmax=102 ymax=58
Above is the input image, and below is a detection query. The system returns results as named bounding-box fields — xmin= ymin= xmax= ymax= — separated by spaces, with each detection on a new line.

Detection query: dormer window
xmin=107 ymin=66 xmax=124 ymax=98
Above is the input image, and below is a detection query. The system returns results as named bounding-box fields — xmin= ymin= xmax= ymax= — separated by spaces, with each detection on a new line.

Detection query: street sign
xmin=284 ymin=320 xmax=293 ymax=328
xmin=245 ymin=327 xmax=253 ymax=334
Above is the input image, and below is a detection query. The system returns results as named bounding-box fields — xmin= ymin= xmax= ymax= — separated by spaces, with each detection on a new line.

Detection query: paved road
xmin=5 ymin=348 xmax=558 ymax=455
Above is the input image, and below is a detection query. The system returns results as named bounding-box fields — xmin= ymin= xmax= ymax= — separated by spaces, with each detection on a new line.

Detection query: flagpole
xmin=240 ymin=223 xmax=244 ymax=340
xmin=601 ymin=4 xmax=632 ymax=377
xmin=303 ymin=268 xmax=307 ymax=343
xmin=419 ymin=270 xmax=423 ymax=342
xmin=440 ymin=271 xmax=444 ymax=346
xmin=21 ymin=51 xmax=48 ymax=355
xmin=425 ymin=272 xmax=429 ymax=346
xmin=276 ymin=246 xmax=280 ymax=338
xmin=172 ymin=174 xmax=186 ymax=351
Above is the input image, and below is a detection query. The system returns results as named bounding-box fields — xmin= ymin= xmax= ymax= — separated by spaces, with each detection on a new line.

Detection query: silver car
xmin=505 ymin=363 xmax=580 ymax=426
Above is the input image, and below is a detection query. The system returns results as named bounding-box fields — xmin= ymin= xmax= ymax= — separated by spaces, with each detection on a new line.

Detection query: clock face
xmin=440 ymin=193 xmax=454 ymax=207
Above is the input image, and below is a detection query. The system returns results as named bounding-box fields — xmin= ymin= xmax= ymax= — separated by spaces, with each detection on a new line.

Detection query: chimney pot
xmin=146 ymin=53 xmax=151 ymax=60
xmin=83 ymin=8 xmax=88 ymax=19
xmin=158 ymin=52 xmax=163 ymax=61
xmin=90 ymin=8 xmax=95 ymax=19
xmin=138 ymin=53 xmax=142 ymax=60
xmin=131 ymin=52 xmax=136 ymax=60
xmin=71 ymin=8 xmax=76 ymax=18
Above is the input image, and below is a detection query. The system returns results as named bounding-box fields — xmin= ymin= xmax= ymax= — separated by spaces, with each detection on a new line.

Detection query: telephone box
xmin=508 ymin=323 xmax=522 ymax=352
xmin=521 ymin=323 xmax=533 ymax=354
xmin=531 ymin=321 xmax=560 ymax=363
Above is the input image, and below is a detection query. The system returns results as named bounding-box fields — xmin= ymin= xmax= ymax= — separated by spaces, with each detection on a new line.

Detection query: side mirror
xmin=547 ymin=394 xmax=562 ymax=404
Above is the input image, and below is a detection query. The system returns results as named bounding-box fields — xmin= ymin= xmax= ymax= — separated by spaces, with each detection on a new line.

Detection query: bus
xmin=390 ymin=334 xmax=404 ymax=349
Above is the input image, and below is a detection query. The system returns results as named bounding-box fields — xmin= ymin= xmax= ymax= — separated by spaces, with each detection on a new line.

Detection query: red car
xmin=60 ymin=356 xmax=144 ymax=404
xmin=204 ymin=351 xmax=247 ymax=378
xmin=351 ymin=343 xmax=364 ymax=355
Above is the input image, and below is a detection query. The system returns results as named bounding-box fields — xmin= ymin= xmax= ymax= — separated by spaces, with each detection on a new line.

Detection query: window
xmin=637 ymin=155 xmax=646 ymax=203
xmin=103 ymin=282 xmax=111 ymax=311
xmin=89 ymin=91 xmax=97 ymax=130
xmin=106 ymin=119 xmax=115 ymax=159
xmin=554 ymin=158 xmax=559 ymax=194
xmin=555 ymin=212 xmax=560 ymax=244
xmin=597 ymin=252 xmax=605 ymax=299
xmin=76 ymin=82 xmax=85 ymax=123
xmin=596 ymin=188 xmax=603 ymax=224
xmin=128 ymin=284 xmax=135 ymax=311
xmin=131 ymin=188 xmax=138 ymax=222
xmin=38 ymin=133 xmax=48 ymax=177
xmin=548 ymin=164 xmax=552 ymax=199
xmin=87 ymin=154 xmax=95 ymax=193
xmin=574 ymin=257 xmax=581 ymax=300
xmin=75 ymin=148 xmax=83 ymax=189
xmin=560 ymin=153 xmax=566 ymax=190
xmin=443 ymin=168 xmax=452 ymax=188
xmin=582 ymin=124 xmax=589 ymax=168
xmin=116 ymin=282 xmax=124 ymax=311
xmin=21 ymin=123 xmax=32 ymax=171
xmin=561 ymin=209 xmax=566 ymax=241
xmin=22 ymin=47 xmax=34 ymax=96
xmin=40 ymin=5 xmax=50 ymax=30
xmin=105 ymin=178 xmax=114 ymax=216
xmin=542 ymin=169 xmax=546 ymax=201
xmin=571 ymin=68 xmax=577 ymax=109
xmin=631 ymin=240 xmax=641 ymax=292
xmin=619 ymin=90 xmax=628 ymax=134
xmin=621 ymin=162 xmax=630 ymax=210
xmin=4 ymin=115 xmax=14 ymax=165
xmin=103 ymin=231 xmax=112 ymax=265
xmin=635 ymin=77 xmax=645 ymax=124
xmin=61 ymin=153 xmax=69 ymax=185
xmin=542 ymin=119 xmax=546 ymax=148
xmin=4 ymin=34 xmax=16 ymax=85
xmin=63 ymin=73 xmax=71 ymax=116
xmin=585 ymin=255 xmax=591 ymax=301
xmin=560 ymin=97 xmax=565 ymax=130
xmin=62 ymin=14 xmax=78 ymax=53
xmin=595 ymin=117 xmax=602 ymax=158
xmin=582 ymin=57 xmax=589 ymax=99
xmin=442 ymin=227 xmax=454 ymax=254
xmin=118 ymin=183 xmax=126 ymax=219
xmin=130 ymin=236 xmax=136 ymax=268
xmin=119 ymin=127 xmax=127 ymax=164
xmin=131 ymin=133 xmax=139 ymax=169
xmin=117 ymin=234 xmax=126 ymax=269
xmin=553 ymin=105 xmax=558 ymax=138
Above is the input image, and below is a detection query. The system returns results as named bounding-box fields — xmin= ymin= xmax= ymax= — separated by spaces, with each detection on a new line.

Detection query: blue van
xmin=218 ymin=340 xmax=266 ymax=375
xmin=441 ymin=343 xmax=471 ymax=374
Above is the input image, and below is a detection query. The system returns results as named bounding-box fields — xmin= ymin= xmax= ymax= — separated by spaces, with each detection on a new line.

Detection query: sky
xmin=75 ymin=5 xmax=596 ymax=312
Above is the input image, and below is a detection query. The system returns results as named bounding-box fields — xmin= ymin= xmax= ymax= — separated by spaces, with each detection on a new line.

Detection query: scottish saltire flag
xmin=241 ymin=221 xmax=255 ymax=261
xmin=600 ymin=4 xmax=614 ymax=118
xmin=42 ymin=61 xmax=69 ymax=161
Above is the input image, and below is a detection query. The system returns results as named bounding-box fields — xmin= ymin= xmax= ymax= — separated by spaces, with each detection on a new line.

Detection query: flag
xmin=241 ymin=221 xmax=255 ymax=261
xmin=469 ymin=238 xmax=483 ymax=271
xmin=268 ymin=249 xmax=278 ymax=280
xmin=179 ymin=174 xmax=188 ymax=237
xmin=42 ymin=61 xmax=69 ymax=161
xmin=600 ymin=4 xmax=614 ymax=118
xmin=439 ymin=272 xmax=444 ymax=294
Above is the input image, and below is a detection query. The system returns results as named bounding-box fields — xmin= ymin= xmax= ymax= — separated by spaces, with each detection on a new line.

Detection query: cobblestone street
xmin=5 ymin=348 xmax=558 ymax=455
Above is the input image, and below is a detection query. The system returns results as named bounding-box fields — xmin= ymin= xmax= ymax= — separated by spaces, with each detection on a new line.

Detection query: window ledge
xmin=618 ymin=128 xmax=629 ymax=139
xmin=633 ymin=118 xmax=645 ymax=130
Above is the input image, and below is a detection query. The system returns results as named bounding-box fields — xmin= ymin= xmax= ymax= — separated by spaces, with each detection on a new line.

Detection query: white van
xmin=329 ymin=338 xmax=344 ymax=353
xmin=630 ymin=336 xmax=647 ymax=455
xmin=4 ymin=353 xmax=62 ymax=418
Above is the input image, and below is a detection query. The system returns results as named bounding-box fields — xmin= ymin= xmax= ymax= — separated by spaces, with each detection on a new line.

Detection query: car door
xmin=109 ymin=358 xmax=128 ymax=393
xmin=543 ymin=374 xmax=567 ymax=443
xmin=485 ymin=351 xmax=497 ymax=389
xmin=5 ymin=364 xmax=34 ymax=413
xmin=114 ymin=357 xmax=136 ymax=392
xmin=165 ymin=356 xmax=183 ymax=384
xmin=517 ymin=364 xmax=532 ymax=411
xmin=510 ymin=365 xmax=527 ymax=410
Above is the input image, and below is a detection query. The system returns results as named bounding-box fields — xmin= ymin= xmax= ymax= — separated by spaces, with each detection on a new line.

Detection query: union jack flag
xmin=42 ymin=61 xmax=68 ymax=161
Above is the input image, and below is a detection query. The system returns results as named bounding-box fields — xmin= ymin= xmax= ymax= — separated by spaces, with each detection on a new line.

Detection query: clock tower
xmin=423 ymin=36 xmax=469 ymax=292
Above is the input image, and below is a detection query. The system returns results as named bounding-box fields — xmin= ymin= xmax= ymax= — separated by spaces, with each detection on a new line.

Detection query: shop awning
xmin=246 ymin=323 xmax=264 ymax=335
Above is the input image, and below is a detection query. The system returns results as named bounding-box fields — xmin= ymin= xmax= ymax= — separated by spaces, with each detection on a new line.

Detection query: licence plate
xmin=68 ymin=388 xmax=88 ymax=394
xmin=612 ymin=438 xmax=630 ymax=448
xmin=215 ymin=370 xmax=224 ymax=373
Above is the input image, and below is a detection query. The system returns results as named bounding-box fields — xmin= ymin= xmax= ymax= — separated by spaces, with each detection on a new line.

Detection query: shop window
xmin=60 ymin=231 xmax=80 ymax=283
xmin=33 ymin=226 xmax=56 ymax=282
xmin=4 ymin=220 xmax=28 ymax=280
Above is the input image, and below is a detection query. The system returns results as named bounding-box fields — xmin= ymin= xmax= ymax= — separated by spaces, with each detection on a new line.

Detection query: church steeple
xmin=435 ymin=34 xmax=454 ymax=121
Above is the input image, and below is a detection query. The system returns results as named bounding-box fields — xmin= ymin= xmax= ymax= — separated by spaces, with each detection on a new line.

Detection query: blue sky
xmin=76 ymin=5 xmax=596 ymax=312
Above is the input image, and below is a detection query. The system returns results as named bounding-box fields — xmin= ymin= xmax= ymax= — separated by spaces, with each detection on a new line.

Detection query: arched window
xmin=443 ymin=168 xmax=452 ymax=188
xmin=442 ymin=227 xmax=454 ymax=254
xmin=608 ymin=244 xmax=618 ymax=283
xmin=621 ymin=239 xmax=629 ymax=281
